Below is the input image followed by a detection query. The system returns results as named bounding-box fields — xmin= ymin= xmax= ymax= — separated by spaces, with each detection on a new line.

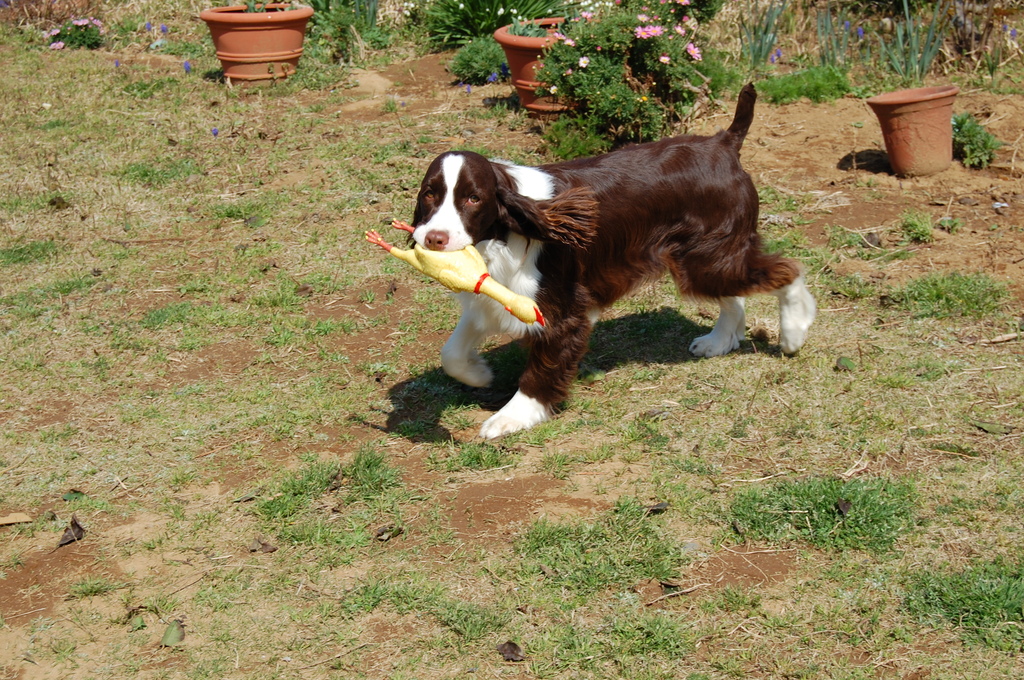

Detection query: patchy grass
xmin=904 ymin=558 xmax=1024 ymax=652
xmin=729 ymin=477 xmax=918 ymax=552
xmin=892 ymin=271 xmax=1009 ymax=318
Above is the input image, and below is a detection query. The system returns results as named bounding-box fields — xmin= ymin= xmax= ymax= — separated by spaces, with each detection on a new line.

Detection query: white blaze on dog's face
xmin=411 ymin=153 xmax=493 ymax=252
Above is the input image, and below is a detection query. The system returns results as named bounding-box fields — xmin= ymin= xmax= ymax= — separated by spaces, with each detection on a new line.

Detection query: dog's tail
xmin=725 ymin=83 xmax=756 ymax=149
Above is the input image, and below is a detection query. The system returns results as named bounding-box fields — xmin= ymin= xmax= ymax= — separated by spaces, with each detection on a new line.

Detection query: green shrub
xmin=758 ymin=66 xmax=851 ymax=104
xmin=952 ymin=112 xmax=1001 ymax=169
xmin=426 ymin=0 xmax=568 ymax=46
xmin=538 ymin=2 xmax=735 ymax=149
xmin=448 ymin=38 xmax=508 ymax=85
xmin=729 ymin=477 xmax=917 ymax=552
xmin=897 ymin=209 xmax=934 ymax=243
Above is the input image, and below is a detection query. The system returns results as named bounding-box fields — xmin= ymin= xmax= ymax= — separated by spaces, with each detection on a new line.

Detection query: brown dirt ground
xmin=2 ymin=51 xmax=1023 ymax=679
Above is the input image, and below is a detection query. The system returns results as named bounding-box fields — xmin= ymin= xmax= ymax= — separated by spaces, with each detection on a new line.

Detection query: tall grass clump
xmin=729 ymin=477 xmax=917 ymax=552
xmin=739 ymin=0 xmax=787 ymax=71
xmin=426 ymin=0 xmax=568 ymax=46
xmin=877 ymin=0 xmax=950 ymax=84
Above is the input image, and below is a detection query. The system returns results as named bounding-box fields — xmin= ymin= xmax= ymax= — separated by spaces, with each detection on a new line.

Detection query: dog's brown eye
xmin=467 ymin=195 xmax=480 ymax=205
xmin=423 ymin=190 xmax=435 ymax=201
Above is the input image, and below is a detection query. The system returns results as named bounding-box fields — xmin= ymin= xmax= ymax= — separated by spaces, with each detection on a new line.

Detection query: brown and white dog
xmin=406 ymin=83 xmax=815 ymax=438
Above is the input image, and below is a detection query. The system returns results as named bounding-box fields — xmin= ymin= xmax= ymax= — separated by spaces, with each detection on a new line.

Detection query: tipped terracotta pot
xmin=493 ymin=18 xmax=566 ymax=115
xmin=200 ymin=4 xmax=314 ymax=82
xmin=866 ymin=85 xmax=959 ymax=177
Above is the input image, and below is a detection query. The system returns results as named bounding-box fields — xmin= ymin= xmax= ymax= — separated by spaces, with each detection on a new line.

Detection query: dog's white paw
xmin=776 ymin=277 xmax=816 ymax=355
xmin=689 ymin=330 xmax=742 ymax=358
xmin=479 ymin=391 xmax=550 ymax=439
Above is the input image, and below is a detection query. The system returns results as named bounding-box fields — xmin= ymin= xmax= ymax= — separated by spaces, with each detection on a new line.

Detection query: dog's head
xmin=410 ymin=151 xmax=598 ymax=252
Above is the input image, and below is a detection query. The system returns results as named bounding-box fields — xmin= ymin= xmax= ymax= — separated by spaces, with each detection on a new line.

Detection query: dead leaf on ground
xmin=970 ymin=420 xmax=1014 ymax=436
xmin=496 ymin=641 xmax=525 ymax=662
xmin=160 ymin=619 xmax=185 ymax=647
xmin=836 ymin=498 xmax=852 ymax=516
xmin=248 ymin=536 xmax=278 ymax=553
xmin=57 ymin=513 xmax=86 ymax=547
xmin=374 ymin=524 xmax=403 ymax=542
xmin=644 ymin=501 xmax=669 ymax=515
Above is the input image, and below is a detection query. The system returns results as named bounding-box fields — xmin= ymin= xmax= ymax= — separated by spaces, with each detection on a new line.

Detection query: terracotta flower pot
xmin=866 ymin=85 xmax=960 ymax=177
xmin=493 ymin=18 xmax=566 ymax=115
xmin=200 ymin=4 xmax=314 ymax=82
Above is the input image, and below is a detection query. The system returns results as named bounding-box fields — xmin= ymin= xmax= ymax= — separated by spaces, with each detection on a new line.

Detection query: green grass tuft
xmin=729 ymin=477 xmax=917 ymax=552
xmin=758 ymin=66 xmax=851 ymax=104
xmin=892 ymin=271 xmax=1008 ymax=319
xmin=0 ymin=239 xmax=61 ymax=266
xmin=517 ymin=498 xmax=685 ymax=595
xmin=904 ymin=558 xmax=1024 ymax=651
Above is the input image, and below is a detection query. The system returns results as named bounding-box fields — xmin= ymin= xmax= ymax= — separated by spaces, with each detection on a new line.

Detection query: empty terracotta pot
xmin=866 ymin=85 xmax=959 ymax=177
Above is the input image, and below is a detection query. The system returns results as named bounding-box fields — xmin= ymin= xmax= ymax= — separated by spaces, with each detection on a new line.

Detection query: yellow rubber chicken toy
xmin=365 ymin=221 xmax=545 ymax=326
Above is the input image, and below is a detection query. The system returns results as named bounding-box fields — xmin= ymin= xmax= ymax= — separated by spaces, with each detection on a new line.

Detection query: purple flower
xmin=1012 ymin=27 xmax=1018 ymax=39
xmin=500 ymin=63 xmax=510 ymax=77
xmin=212 ymin=127 xmax=219 ymax=137
xmin=145 ymin=21 xmax=152 ymax=31
xmin=487 ymin=72 xmax=498 ymax=83
xmin=114 ymin=58 xmax=120 ymax=67
xmin=844 ymin=19 xmax=850 ymax=30
xmin=465 ymin=84 xmax=471 ymax=93
xmin=183 ymin=60 xmax=191 ymax=74
xmin=857 ymin=26 xmax=864 ymax=39
xmin=160 ymin=24 xmax=168 ymax=34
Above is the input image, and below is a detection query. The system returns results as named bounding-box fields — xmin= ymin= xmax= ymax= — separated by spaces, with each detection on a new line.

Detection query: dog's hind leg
xmin=688 ymin=296 xmax=746 ymax=358
xmin=772 ymin=272 xmax=816 ymax=355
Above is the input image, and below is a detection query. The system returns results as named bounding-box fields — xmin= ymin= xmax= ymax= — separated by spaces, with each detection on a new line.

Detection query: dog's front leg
xmin=479 ymin=314 xmax=590 ymax=439
xmin=441 ymin=301 xmax=493 ymax=388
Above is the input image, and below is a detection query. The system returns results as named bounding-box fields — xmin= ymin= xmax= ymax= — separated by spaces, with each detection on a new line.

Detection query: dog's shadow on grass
xmin=382 ymin=306 xmax=712 ymax=442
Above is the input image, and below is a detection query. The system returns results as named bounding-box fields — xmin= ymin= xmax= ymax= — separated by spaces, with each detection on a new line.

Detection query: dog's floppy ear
xmin=496 ymin=184 xmax=598 ymax=249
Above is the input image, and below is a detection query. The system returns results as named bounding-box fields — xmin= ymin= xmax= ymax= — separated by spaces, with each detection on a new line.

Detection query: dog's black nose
xmin=424 ymin=230 xmax=449 ymax=251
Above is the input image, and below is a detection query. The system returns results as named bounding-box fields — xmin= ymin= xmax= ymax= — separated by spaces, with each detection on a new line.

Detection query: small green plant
xmin=952 ymin=112 xmax=1001 ymax=169
xmin=892 ymin=271 xmax=1008 ymax=318
xmin=903 ymin=558 xmax=1024 ymax=651
xmin=506 ymin=15 xmax=549 ymax=37
xmin=448 ymin=38 xmax=509 ymax=86
xmin=816 ymin=4 xmax=855 ymax=69
xmin=69 ymin=577 xmax=121 ymax=598
xmin=340 ymin=444 xmax=402 ymax=501
xmin=729 ymin=477 xmax=917 ymax=552
xmin=877 ymin=0 xmax=950 ymax=84
xmin=45 ymin=17 xmax=105 ymax=50
xmin=758 ymin=66 xmax=851 ymax=104
xmin=897 ymin=209 xmax=934 ymax=243
xmin=442 ymin=442 xmax=515 ymax=470
xmin=739 ymin=0 xmax=788 ymax=71
xmin=426 ymin=0 xmax=568 ymax=45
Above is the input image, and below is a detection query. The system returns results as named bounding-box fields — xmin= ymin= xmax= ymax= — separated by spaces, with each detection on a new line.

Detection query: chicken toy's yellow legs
xmin=364 ymin=221 xmax=545 ymax=326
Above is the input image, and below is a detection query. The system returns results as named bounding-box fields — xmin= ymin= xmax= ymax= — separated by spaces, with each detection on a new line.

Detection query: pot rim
xmin=200 ymin=4 xmax=314 ymax=23
xmin=866 ymin=84 xmax=959 ymax=107
xmin=493 ymin=17 xmax=564 ymax=45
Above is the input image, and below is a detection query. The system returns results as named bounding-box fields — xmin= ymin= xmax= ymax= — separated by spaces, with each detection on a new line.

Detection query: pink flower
xmin=564 ymin=37 xmax=576 ymax=46
xmin=686 ymin=42 xmax=702 ymax=60
xmin=73 ymin=18 xmax=89 ymax=26
xmin=637 ymin=13 xmax=650 ymax=20
xmin=581 ymin=10 xmax=594 ymax=19
xmin=49 ymin=41 xmax=65 ymax=49
xmin=659 ymin=54 xmax=670 ymax=63
xmin=634 ymin=24 xmax=665 ymax=39
xmin=674 ymin=24 xmax=686 ymax=36
xmin=564 ymin=68 xmax=573 ymax=75
xmin=677 ymin=0 xmax=690 ymax=4
xmin=578 ymin=56 xmax=590 ymax=67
